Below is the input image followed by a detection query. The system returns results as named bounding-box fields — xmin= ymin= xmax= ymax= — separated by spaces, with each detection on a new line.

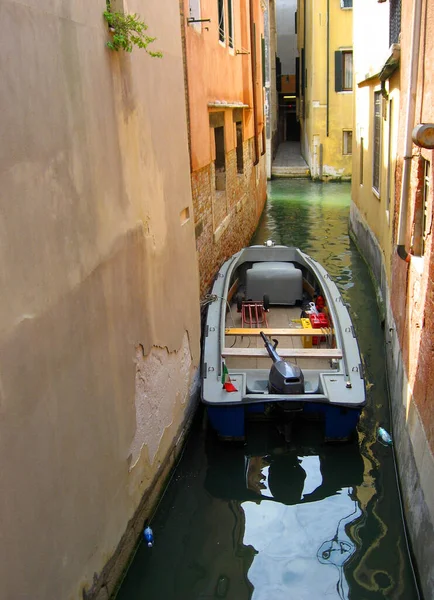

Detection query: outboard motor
xmin=260 ymin=332 xmax=304 ymax=394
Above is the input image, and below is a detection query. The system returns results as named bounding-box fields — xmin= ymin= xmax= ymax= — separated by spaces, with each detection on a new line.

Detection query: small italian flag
xmin=222 ymin=362 xmax=238 ymax=392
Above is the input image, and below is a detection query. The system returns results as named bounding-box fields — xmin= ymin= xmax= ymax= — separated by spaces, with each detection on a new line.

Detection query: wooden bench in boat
xmin=222 ymin=347 xmax=343 ymax=359
xmin=225 ymin=327 xmax=333 ymax=337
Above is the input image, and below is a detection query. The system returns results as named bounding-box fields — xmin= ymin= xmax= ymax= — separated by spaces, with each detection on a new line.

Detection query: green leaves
xmin=103 ymin=9 xmax=162 ymax=56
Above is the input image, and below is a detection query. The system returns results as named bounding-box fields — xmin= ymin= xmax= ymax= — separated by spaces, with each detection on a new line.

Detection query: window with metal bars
xmin=218 ymin=0 xmax=225 ymax=43
xmin=389 ymin=0 xmax=401 ymax=46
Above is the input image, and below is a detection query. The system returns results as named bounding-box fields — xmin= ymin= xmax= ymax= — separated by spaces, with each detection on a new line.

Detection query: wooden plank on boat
xmin=225 ymin=327 xmax=333 ymax=337
xmin=222 ymin=347 xmax=343 ymax=359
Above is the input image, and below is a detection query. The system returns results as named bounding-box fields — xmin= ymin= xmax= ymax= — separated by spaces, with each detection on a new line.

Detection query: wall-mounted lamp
xmin=412 ymin=124 xmax=434 ymax=149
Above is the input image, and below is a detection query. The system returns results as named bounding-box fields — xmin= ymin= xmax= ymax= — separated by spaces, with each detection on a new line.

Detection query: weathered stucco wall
xmin=183 ymin=0 xmax=267 ymax=296
xmin=0 ymin=1 xmax=200 ymax=599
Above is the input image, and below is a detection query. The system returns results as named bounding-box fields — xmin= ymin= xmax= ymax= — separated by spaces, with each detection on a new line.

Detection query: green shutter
xmin=261 ymin=36 xmax=265 ymax=87
xmin=335 ymin=51 xmax=343 ymax=92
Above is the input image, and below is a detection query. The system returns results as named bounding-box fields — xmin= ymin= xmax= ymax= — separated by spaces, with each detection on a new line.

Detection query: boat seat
xmin=222 ymin=347 xmax=342 ymax=359
xmin=246 ymin=262 xmax=303 ymax=305
xmin=225 ymin=327 xmax=333 ymax=337
xmin=246 ymin=377 xmax=269 ymax=394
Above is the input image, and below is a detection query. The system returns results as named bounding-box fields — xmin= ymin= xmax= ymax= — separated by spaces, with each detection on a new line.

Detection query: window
xmin=214 ymin=126 xmax=226 ymax=190
xmin=372 ymin=91 xmax=382 ymax=194
xmin=412 ymin=159 xmax=430 ymax=256
xmin=335 ymin=51 xmax=353 ymax=92
xmin=340 ymin=0 xmax=353 ymax=7
xmin=360 ymin=137 xmax=364 ymax=185
xmin=389 ymin=0 xmax=401 ymax=46
xmin=228 ymin=0 xmax=234 ymax=48
xmin=189 ymin=0 xmax=201 ymax=27
xmin=386 ymin=99 xmax=393 ymax=214
xmin=343 ymin=52 xmax=353 ymax=90
xmin=343 ymin=130 xmax=352 ymax=155
xmin=218 ymin=0 xmax=225 ymax=43
xmin=236 ymin=122 xmax=244 ymax=174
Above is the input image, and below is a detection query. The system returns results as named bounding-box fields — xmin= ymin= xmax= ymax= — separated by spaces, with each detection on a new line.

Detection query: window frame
xmin=342 ymin=130 xmax=353 ymax=155
xmin=342 ymin=51 xmax=353 ymax=91
xmin=335 ymin=50 xmax=353 ymax=92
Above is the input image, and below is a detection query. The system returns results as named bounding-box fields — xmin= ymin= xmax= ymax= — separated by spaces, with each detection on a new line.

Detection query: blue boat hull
xmin=207 ymin=402 xmax=361 ymax=442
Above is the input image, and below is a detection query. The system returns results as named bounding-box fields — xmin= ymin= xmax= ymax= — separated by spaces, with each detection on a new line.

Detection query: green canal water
xmin=115 ymin=181 xmax=420 ymax=600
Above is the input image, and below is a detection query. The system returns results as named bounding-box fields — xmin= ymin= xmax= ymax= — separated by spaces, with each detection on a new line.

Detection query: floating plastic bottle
xmin=378 ymin=427 xmax=393 ymax=446
xmin=143 ymin=525 xmax=154 ymax=547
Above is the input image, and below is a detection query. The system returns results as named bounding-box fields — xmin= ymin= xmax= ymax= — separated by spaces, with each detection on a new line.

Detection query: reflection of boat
xmin=204 ymin=422 xmax=364 ymax=506
xmin=204 ymin=422 xmax=364 ymax=600
xmin=201 ymin=243 xmax=366 ymax=441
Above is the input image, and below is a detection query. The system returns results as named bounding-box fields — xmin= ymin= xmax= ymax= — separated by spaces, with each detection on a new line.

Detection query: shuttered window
xmin=335 ymin=51 xmax=353 ymax=92
xmin=228 ymin=0 xmax=234 ymax=48
xmin=218 ymin=0 xmax=225 ymax=42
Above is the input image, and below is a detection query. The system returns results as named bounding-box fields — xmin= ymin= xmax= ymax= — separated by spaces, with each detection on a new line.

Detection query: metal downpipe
xmin=249 ymin=0 xmax=259 ymax=166
xmin=396 ymin=0 xmax=423 ymax=262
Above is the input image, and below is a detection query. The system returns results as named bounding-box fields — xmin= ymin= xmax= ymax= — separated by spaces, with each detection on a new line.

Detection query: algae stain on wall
xmin=129 ymin=332 xmax=192 ymax=469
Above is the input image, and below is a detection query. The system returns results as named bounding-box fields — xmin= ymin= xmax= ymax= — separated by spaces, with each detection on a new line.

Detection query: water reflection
xmin=205 ymin=421 xmax=363 ymax=599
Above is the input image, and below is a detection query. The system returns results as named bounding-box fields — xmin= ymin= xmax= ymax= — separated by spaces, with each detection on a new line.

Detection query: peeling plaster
xmin=129 ymin=332 xmax=192 ymax=469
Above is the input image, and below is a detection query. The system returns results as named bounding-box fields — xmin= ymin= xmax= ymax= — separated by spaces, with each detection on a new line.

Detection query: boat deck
xmin=224 ymin=302 xmax=336 ymax=372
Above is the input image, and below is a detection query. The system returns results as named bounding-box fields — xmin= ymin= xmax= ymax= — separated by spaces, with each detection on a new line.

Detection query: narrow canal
xmin=115 ymin=180 xmax=420 ymax=600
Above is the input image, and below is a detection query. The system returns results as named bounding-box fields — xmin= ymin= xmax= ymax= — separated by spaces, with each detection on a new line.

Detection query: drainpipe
xmin=249 ymin=0 xmax=259 ymax=166
xmin=397 ymin=0 xmax=423 ymax=262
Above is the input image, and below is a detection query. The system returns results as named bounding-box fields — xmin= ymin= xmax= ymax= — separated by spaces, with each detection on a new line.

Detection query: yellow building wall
xmin=351 ymin=0 xmax=398 ymax=284
xmin=298 ymin=0 xmax=353 ymax=179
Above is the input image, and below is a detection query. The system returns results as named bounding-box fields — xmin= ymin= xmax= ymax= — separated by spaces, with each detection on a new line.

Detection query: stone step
xmin=271 ymin=165 xmax=311 ymax=178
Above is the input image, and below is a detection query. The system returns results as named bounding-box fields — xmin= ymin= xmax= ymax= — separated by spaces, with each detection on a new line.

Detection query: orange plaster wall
xmin=184 ymin=0 xmax=264 ymax=171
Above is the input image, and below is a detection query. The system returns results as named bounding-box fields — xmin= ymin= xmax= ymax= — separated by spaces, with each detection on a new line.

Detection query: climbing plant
xmin=103 ymin=2 xmax=162 ymax=55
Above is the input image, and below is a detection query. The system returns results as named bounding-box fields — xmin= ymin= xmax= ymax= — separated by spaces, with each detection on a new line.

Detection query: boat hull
xmin=201 ymin=245 xmax=366 ymax=442
xmin=206 ymin=403 xmax=361 ymax=442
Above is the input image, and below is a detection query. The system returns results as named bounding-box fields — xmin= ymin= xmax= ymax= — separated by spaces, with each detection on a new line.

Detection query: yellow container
xmin=301 ymin=318 xmax=312 ymax=348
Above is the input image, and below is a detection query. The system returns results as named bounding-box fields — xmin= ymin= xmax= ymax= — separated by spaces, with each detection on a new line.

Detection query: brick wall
xmin=192 ymin=137 xmax=267 ymax=296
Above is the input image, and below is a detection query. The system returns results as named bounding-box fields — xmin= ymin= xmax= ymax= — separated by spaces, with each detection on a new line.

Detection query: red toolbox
xmin=309 ymin=313 xmax=329 ymax=345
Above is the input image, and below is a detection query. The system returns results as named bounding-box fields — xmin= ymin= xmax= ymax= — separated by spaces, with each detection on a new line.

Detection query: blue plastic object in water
xmin=378 ymin=427 xmax=393 ymax=446
xmin=144 ymin=526 xmax=154 ymax=547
